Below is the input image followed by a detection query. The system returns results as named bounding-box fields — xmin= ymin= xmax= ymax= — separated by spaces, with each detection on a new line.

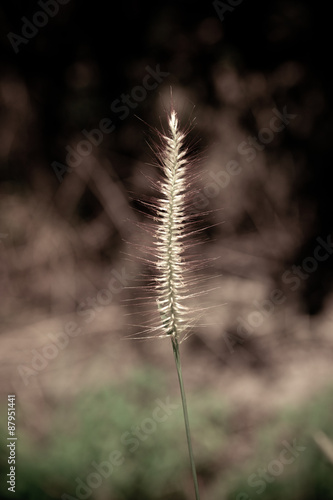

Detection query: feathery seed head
xmin=153 ymin=111 xmax=191 ymax=338
xmin=129 ymin=108 xmax=211 ymax=343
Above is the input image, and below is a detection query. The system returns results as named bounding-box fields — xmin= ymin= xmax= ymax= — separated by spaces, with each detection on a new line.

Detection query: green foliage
xmin=2 ymin=371 xmax=332 ymax=500
xmin=0 ymin=367 xmax=229 ymax=500
xmin=223 ymin=385 xmax=333 ymax=500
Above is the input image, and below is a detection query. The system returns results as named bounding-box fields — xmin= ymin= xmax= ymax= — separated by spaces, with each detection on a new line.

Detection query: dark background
xmin=1 ymin=0 xmax=333 ymax=313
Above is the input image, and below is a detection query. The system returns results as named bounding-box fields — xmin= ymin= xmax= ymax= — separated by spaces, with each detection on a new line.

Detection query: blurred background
xmin=1 ymin=0 xmax=333 ymax=499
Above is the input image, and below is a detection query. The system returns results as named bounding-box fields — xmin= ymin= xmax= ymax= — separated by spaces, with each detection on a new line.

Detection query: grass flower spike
xmin=155 ymin=110 xmax=189 ymax=341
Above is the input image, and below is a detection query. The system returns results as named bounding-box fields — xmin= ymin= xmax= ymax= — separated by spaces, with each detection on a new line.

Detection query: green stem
xmin=171 ymin=336 xmax=201 ymax=500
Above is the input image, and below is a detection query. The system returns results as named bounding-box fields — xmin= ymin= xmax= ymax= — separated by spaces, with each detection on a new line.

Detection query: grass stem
xmin=171 ymin=336 xmax=201 ymax=500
